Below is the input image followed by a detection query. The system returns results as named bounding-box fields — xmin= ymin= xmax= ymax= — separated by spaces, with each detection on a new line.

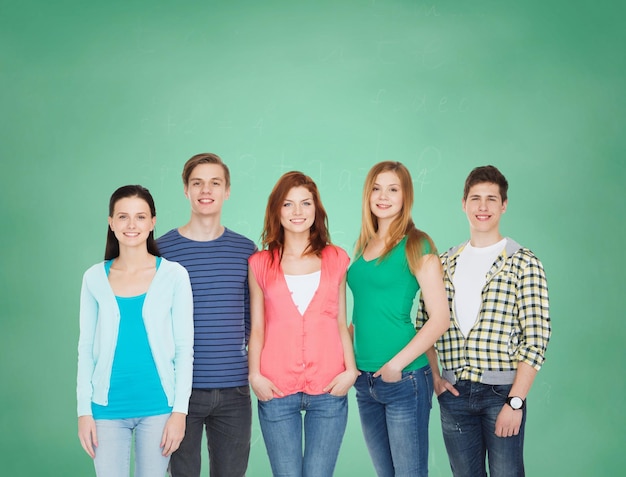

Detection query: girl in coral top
xmin=248 ymin=171 xmax=359 ymax=476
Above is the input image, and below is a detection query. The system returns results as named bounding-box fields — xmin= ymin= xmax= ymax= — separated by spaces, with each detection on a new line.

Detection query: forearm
xmin=388 ymin=314 xmax=449 ymax=371
xmin=388 ymin=252 xmax=450 ymax=371
xmin=247 ymin=331 xmax=264 ymax=377
xmin=247 ymin=266 xmax=265 ymax=378
xmin=77 ymin=288 xmax=97 ymax=416
xmin=509 ymin=361 xmax=538 ymax=399
xmin=337 ymin=278 xmax=357 ymax=373
xmin=517 ymin=256 xmax=551 ymax=369
xmin=172 ymin=276 xmax=195 ymax=413
xmin=338 ymin=323 xmax=358 ymax=373
xmin=425 ymin=347 xmax=441 ymax=378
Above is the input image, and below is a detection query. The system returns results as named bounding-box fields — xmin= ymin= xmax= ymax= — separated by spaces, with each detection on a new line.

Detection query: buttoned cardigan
xmin=248 ymin=245 xmax=350 ymax=396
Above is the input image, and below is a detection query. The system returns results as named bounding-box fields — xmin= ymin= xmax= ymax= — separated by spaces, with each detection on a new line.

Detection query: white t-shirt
xmin=453 ymin=239 xmax=506 ymax=337
xmin=284 ymin=271 xmax=321 ymax=315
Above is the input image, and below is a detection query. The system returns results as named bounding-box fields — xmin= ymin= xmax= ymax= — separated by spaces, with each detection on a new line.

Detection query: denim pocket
xmin=422 ymin=367 xmax=434 ymax=407
xmin=236 ymin=385 xmax=251 ymax=397
xmin=379 ymin=371 xmax=414 ymax=385
xmin=491 ymin=384 xmax=512 ymax=398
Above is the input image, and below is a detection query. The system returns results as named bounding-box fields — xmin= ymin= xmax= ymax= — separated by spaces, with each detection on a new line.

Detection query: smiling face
xmin=184 ymin=163 xmax=230 ymax=217
xmin=462 ymin=182 xmax=507 ymax=245
xmin=280 ymin=186 xmax=316 ymax=236
xmin=108 ymin=196 xmax=156 ymax=249
xmin=369 ymin=171 xmax=403 ymax=223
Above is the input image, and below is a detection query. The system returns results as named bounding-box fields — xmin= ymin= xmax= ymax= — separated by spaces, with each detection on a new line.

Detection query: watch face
xmin=510 ymin=397 xmax=523 ymax=409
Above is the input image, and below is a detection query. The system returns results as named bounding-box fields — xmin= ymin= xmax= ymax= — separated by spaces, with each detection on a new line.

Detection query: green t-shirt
xmin=347 ymin=236 xmax=431 ymax=372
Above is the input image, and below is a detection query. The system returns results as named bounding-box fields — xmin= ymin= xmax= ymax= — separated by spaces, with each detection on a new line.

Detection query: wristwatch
xmin=506 ymin=396 xmax=526 ymax=410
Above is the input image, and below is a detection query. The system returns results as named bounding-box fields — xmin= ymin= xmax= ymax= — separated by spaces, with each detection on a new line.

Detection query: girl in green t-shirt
xmin=347 ymin=161 xmax=450 ymax=477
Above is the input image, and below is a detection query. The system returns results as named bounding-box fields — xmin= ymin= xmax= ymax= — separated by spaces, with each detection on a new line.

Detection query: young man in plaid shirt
xmin=418 ymin=165 xmax=551 ymax=477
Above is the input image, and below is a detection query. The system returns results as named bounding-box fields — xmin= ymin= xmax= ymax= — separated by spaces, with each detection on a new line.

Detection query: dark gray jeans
xmin=169 ymin=386 xmax=252 ymax=477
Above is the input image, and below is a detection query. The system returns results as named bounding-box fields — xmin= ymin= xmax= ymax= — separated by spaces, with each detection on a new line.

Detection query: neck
xmin=180 ymin=215 xmax=224 ymax=241
xmin=375 ymin=220 xmax=392 ymax=243
xmin=114 ymin=247 xmax=154 ymax=270
xmin=282 ymin=232 xmax=312 ymax=257
xmin=469 ymin=231 xmax=504 ymax=248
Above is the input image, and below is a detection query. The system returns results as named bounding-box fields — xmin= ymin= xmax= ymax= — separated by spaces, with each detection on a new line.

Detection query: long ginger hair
xmin=261 ymin=171 xmax=330 ymax=263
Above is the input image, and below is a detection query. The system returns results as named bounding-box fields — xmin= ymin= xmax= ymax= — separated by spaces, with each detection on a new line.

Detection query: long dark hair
xmin=104 ymin=185 xmax=160 ymax=260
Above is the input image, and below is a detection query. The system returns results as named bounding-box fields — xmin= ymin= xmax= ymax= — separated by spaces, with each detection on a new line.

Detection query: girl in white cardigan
xmin=77 ymin=185 xmax=194 ymax=477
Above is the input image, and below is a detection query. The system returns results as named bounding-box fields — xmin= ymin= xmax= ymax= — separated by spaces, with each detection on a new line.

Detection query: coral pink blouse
xmin=248 ymin=245 xmax=350 ymax=396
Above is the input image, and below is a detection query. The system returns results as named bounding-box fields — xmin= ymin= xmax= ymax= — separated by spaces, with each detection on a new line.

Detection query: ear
xmin=224 ymin=185 xmax=231 ymax=200
xmin=502 ymin=199 xmax=508 ymax=213
xmin=150 ymin=216 xmax=156 ymax=231
xmin=108 ymin=216 xmax=114 ymax=231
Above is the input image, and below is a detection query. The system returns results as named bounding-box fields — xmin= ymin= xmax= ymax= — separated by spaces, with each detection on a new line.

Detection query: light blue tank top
xmin=92 ymin=257 xmax=172 ymax=419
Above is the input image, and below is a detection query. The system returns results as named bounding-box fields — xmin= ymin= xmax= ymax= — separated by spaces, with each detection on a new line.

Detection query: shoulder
xmin=504 ymin=237 xmax=537 ymax=261
xmin=404 ymin=229 xmax=434 ymax=254
xmin=248 ymin=250 xmax=275 ymax=284
xmin=323 ymin=244 xmax=349 ymax=259
xmin=83 ymin=262 xmax=105 ymax=280
xmin=156 ymin=229 xmax=183 ymax=253
xmin=333 ymin=246 xmax=351 ymax=276
xmin=441 ymin=241 xmax=467 ymax=261
xmin=159 ymin=257 xmax=189 ymax=276
xmin=249 ymin=249 xmax=272 ymax=265
xmin=323 ymin=245 xmax=350 ymax=267
xmin=81 ymin=262 xmax=108 ymax=294
xmin=84 ymin=261 xmax=104 ymax=273
xmin=510 ymin=247 xmax=545 ymax=271
xmin=419 ymin=236 xmax=433 ymax=255
xmin=156 ymin=228 xmax=178 ymax=243
xmin=223 ymin=228 xmax=257 ymax=251
xmin=502 ymin=238 xmax=546 ymax=276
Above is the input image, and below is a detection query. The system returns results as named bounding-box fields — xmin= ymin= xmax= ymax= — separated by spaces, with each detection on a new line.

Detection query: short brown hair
xmin=463 ymin=165 xmax=508 ymax=202
xmin=182 ymin=153 xmax=231 ymax=187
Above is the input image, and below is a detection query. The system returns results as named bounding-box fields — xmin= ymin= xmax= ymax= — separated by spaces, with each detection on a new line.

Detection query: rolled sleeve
xmin=516 ymin=255 xmax=551 ymax=370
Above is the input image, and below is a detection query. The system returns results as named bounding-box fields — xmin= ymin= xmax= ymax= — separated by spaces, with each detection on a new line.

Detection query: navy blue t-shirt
xmin=157 ymin=228 xmax=256 ymax=389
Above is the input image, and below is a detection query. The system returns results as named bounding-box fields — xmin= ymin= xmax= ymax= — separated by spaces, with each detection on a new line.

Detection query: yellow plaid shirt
xmin=416 ymin=238 xmax=551 ymax=384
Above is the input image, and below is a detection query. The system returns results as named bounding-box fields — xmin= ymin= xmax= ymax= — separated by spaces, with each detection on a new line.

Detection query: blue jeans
xmin=258 ymin=392 xmax=348 ymax=477
xmin=437 ymin=381 xmax=526 ymax=477
xmin=354 ymin=366 xmax=433 ymax=477
xmin=169 ymin=386 xmax=251 ymax=477
xmin=94 ymin=413 xmax=170 ymax=477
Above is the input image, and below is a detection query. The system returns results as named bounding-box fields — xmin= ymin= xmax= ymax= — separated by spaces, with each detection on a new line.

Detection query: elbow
xmin=435 ymin=312 xmax=451 ymax=338
xmin=443 ymin=313 xmax=451 ymax=329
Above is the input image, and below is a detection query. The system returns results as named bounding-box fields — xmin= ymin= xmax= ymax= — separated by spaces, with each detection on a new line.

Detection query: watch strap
xmin=506 ymin=396 xmax=526 ymax=410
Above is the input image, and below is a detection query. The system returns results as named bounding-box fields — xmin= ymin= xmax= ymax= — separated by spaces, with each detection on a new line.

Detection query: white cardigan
xmin=77 ymin=257 xmax=194 ymax=416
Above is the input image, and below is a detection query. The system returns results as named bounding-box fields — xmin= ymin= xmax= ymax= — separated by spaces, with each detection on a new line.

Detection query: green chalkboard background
xmin=1 ymin=1 xmax=624 ymax=475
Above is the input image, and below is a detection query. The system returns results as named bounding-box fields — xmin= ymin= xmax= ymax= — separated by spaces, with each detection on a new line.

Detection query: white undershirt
xmin=284 ymin=271 xmax=321 ymax=315
xmin=453 ymin=238 xmax=506 ymax=337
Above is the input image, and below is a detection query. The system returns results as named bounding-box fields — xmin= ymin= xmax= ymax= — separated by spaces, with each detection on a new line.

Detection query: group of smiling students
xmin=77 ymin=153 xmax=551 ymax=477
